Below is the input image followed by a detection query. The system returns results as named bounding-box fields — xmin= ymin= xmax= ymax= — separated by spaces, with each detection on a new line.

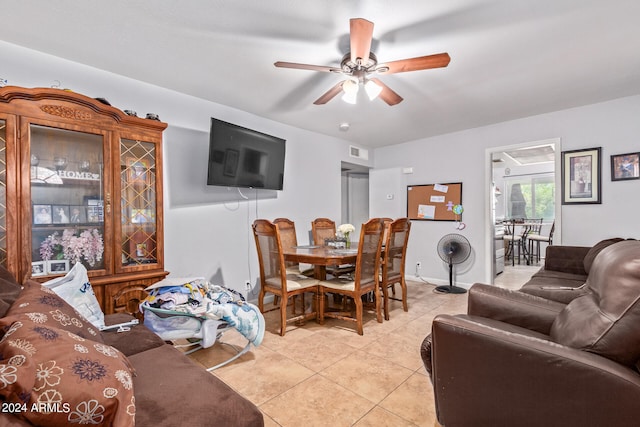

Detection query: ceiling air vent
xmin=349 ymin=145 xmax=368 ymax=160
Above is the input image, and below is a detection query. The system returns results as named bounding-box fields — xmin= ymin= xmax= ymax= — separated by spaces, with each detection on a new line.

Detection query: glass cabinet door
xmin=120 ymin=138 xmax=158 ymax=268
xmin=29 ymin=125 xmax=106 ymax=277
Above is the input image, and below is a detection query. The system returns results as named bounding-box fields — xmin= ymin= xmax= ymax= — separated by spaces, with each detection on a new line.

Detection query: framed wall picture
xmin=611 ymin=152 xmax=640 ymax=181
xmin=33 ymin=204 xmax=53 ymax=224
xmin=561 ymin=147 xmax=601 ymax=204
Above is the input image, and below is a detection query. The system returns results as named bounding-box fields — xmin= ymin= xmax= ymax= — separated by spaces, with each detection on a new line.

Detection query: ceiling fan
xmin=274 ymin=18 xmax=450 ymax=106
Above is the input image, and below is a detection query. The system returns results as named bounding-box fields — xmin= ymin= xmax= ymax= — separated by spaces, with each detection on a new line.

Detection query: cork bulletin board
xmin=407 ymin=182 xmax=463 ymax=221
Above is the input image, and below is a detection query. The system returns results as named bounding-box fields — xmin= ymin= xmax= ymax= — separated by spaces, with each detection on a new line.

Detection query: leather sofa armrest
xmin=543 ymin=245 xmax=590 ymax=275
xmin=467 ymin=283 xmax=566 ymax=334
xmin=430 ymin=314 xmax=640 ymax=427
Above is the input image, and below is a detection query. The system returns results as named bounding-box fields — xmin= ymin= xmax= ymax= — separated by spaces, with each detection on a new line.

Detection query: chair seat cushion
xmin=503 ymin=235 xmax=522 ymax=241
xmin=527 ymin=234 xmax=550 ymax=242
xmin=319 ymin=277 xmax=356 ymax=291
xmin=319 ymin=277 xmax=376 ymax=292
xmin=265 ymin=274 xmax=318 ymax=290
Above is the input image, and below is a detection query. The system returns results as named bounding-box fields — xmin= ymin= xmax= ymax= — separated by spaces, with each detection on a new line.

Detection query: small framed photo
xmin=52 ymin=205 xmax=70 ymax=224
xmin=84 ymin=197 xmax=104 ymax=223
xmin=33 ymin=204 xmax=53 ymax=225
xmin=127 ymin=158 xmax=150 ymax=184
xmin=69 ymin=205 xmax=87 ymax=223
xmin=611 ymin=152 xmax=640 ymax=181
xmin=561 ymin=147 xmax=602 ymax=205
xmin=47 ymin=259 xmax=70 ymax=274
xmin=31 ymin=261 xmax=46 ymax=277
xmin=86 ymin=206 xmax=104 ymax=223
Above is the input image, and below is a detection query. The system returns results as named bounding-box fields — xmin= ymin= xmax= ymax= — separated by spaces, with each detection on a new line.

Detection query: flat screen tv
xmin=207 ymin=118 xmax=286 ymax=190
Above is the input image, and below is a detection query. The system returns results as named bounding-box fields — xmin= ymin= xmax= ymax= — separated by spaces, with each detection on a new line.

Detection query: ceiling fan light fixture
xmin=341 ymin=79 xmax=359 ymax=104
xmin=341 ymin=91 xmax=358 ymax=104
xmin=364 ymin=79 xmax=382 ymax=100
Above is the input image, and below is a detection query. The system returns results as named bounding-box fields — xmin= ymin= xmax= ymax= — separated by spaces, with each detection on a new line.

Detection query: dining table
xmin=502 ymin=220 xmax=543 ymax=265
xmin=282 ymin=245 xmax=358 ymax=280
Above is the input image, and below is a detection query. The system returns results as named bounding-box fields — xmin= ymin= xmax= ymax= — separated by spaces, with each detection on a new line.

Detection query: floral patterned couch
xmin=0 ymin=266 xmax=263 ymax=426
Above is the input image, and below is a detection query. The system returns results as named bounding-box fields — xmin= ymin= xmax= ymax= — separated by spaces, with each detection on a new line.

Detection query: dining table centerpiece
xmin=337 ymin=223 xmax=355 ymax=248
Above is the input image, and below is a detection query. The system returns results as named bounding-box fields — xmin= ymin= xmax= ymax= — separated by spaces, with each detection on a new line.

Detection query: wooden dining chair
xmin=318 ymin=218 xmax=385 ymax=335
xmin=273 ymin=218 xmax=313 ymax=314
xmin=252 ymin=219 xmax=319 ymax=336
xmin=311 ymin=217 xmax=337 ymax=246
xmin=273 ymin=218 xmax=313 ymax=276
xmin=311 ymin=218 xmax=355 ymax=278
xmin=379 ymin=218 xmax=411 ymax=320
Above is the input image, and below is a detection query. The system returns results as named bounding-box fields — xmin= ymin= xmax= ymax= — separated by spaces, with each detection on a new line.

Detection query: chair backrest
xmin=252 ymin=219 xmax=287 ymax=292
xmin=382 ymin=218 xmax=411 ymax=282
xmin=353 ymin=218 xmax=385 ymax=291
xmin=311 ymin=218 xmax=336 ymax=246
xmin=273 ymin=218 xmax=297 ymax=268
xmin=531 ymin=218 xmax=543 ymax=234
xmin=548 ymin=220 xmax=555 ymax=245
xmin=381 ymin=217 xmax=393 ymax=244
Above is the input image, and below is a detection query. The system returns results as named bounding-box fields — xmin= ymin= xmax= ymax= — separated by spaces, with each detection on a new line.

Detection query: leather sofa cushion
xmin=582 ymin=237 xmax=624 ymax=274
xmin=551 ymin=241 xmax=640 ymax=366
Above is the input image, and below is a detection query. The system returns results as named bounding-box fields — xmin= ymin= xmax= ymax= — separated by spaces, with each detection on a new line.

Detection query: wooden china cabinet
xmin=0 ymin=86 xmax=168 ymax=316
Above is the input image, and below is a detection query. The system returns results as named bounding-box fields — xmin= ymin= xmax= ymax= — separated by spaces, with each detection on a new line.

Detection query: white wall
xmin=4 ymin=40 xmax=639 ymax=293
xmin=373 ymin=95 xmax=640 ymax=287
xmin=1 ymin=41 xmax=373 ymax=298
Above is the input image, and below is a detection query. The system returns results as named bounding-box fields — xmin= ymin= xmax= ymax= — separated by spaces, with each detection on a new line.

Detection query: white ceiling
xmin=2 ymin=0 xmax=640 ymax=148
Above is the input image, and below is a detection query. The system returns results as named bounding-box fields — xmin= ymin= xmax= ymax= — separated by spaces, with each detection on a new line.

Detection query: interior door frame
xmin=484 ymin=137 xmax=562 ymax=283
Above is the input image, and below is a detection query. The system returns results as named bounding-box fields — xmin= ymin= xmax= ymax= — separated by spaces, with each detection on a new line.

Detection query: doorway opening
xmin=341 ymin=161 xmax=370 ymax=238
xmin=485 ymin=138 xmax=562 ymax=283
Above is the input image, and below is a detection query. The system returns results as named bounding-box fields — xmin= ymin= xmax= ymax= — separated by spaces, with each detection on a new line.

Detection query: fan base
xmin=435 ymin=285 xmax=467 ymax=294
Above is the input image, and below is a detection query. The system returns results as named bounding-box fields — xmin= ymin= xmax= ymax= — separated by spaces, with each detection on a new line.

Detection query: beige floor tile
xmin=202 ymin=272 xmax=537 ymax=426
xmin=354 ymin=406 xmax=419 ymax=427
xmin=320 ymin=349 xmax=414 ymax=403
xmin=214 ymin=346 xmax=315 ymax=405
xmin=276 ymin=330 xmax=359 ymax=372
xmin=379 ymin=372 xmax=437 ymax=427
xmin=260 ymin=374 xmax=374 ymax=427
xmin=362 ymin=331 xmax=425 ymax=371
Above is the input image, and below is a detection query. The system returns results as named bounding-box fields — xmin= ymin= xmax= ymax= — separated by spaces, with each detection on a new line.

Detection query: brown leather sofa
xmin=421 ymin=240 xmax=640 ymax=427
xmin=0 ymin=267 xmax=264 ymax=427
xmin=517 ymin=237 xmax=625 ymax=303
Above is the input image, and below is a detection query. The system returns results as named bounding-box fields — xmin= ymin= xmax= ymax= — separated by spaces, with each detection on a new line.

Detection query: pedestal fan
xmin=436 ymin=234 xmax=471 ymax=294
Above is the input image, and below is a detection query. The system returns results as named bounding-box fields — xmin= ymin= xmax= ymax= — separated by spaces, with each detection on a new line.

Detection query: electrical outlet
xmin=416 ymin=262 xmax=421 ymax=269
xmin=245 ymin=280 xmax=251 ymax=290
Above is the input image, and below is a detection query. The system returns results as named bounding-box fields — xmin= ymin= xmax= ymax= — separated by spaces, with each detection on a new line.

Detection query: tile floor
xmin=187 ymin=264 xmax=538 ymax=427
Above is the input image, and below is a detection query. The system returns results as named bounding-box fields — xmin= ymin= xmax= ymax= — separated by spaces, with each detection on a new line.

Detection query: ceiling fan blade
xmin=350 ymin=18 xmax=374 ymax=65
xmin=274 ymin=61 xmax=341 ymax=73
xmin=369 ymin=78 xmax=403 ymax=106
xmin=378 ymin=53 xmax=451 ymax=74
xmin=313 ymin=81 xmax=345 ymax=105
